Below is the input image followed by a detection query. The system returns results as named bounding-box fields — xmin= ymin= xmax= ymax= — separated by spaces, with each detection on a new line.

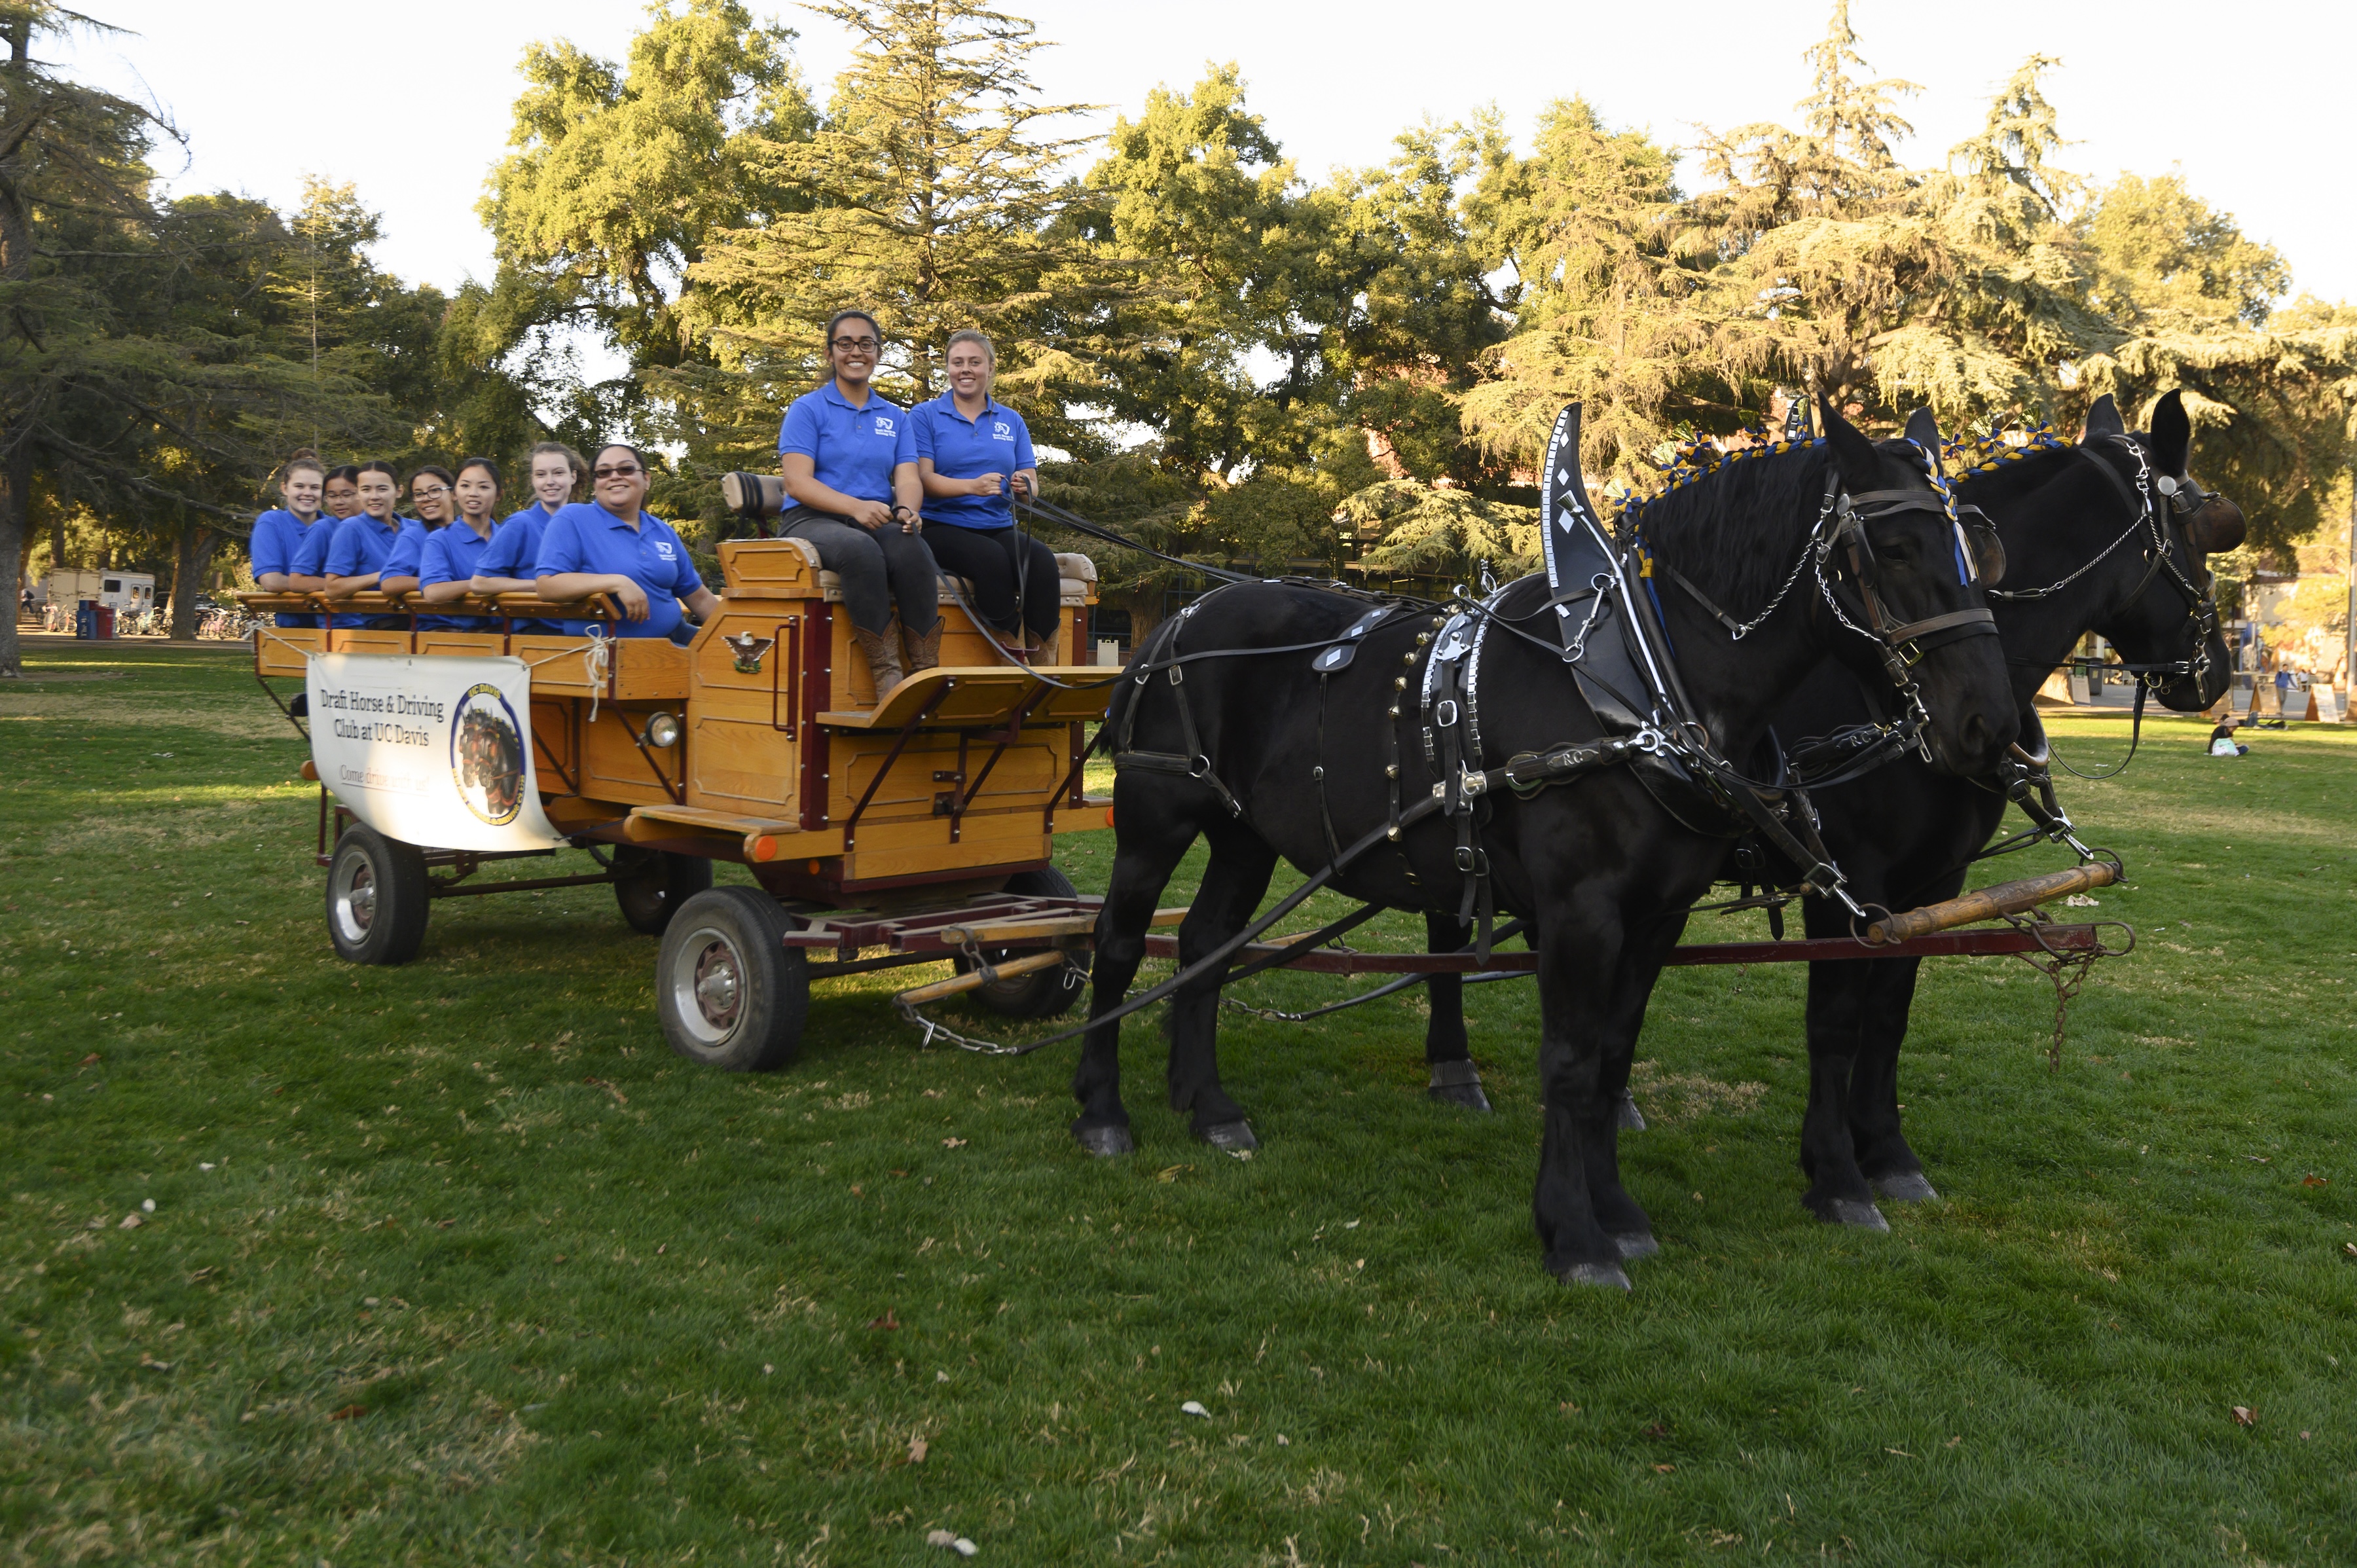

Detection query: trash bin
xmin=93 ymin=605 xmax=116 ymax=640
xmin=75 ymin=599 xmax=96 ymax=639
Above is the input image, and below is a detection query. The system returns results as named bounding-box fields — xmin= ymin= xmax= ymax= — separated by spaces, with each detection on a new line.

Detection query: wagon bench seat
xmin=817 ymin=666 xmax=1114 ymax=730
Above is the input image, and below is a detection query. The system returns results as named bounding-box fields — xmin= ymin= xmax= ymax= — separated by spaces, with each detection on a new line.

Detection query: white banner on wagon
xmin=305 ymin=651 xmax=569 ymax=850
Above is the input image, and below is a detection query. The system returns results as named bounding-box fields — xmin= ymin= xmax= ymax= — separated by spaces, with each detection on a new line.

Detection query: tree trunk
xmin=170 ymin=520 xmax=219 ymax=641
xmin=0 ymin=444 xmax=28 ymax=677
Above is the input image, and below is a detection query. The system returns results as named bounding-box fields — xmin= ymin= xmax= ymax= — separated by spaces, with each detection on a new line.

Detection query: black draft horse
xmin=1079 ymin=403 xmax=2018 ymax=1287
xmin=1413 ymin=391 xmax=2242 ymax=1228
xmin=1779 ymin=391 xmax=2240 ymax=1220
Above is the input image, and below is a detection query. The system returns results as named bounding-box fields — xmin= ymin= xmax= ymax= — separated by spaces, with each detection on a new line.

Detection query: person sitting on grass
xmin=249 ymin=450 xmax=328 ymax=629
xmin=533 ymin=443 xmax=718 ymax=644
xmin=414 ymin=458 xmax=506 ymax=631
xmin=2209 ymin=719 xmax=2249 ymax=757
xmin=321 ymin=462 xmax=422 ymax=627
xmin=911 ymin=329 xmax=1064 ymax=663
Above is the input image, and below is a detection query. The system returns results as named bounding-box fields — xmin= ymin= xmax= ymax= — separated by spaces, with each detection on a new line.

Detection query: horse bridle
xmin=1988 ymin=434 xmax=2223 ymax=694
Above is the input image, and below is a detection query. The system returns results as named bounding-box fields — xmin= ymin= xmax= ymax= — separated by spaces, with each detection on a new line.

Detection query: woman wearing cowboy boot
xmin=773 ymin=309 xmax=941 ymax=701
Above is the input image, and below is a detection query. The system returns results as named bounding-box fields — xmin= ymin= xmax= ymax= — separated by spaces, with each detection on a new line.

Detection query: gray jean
xmin=775 ymin=507 xmax=940 ymax=636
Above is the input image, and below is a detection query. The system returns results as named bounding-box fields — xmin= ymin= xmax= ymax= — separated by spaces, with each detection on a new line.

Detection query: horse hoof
xmin=1821 ymin=1197 xmax=1890 ymax=1231
xmin=1428 ymin=1081 xmax=1493 ymax=1112
xmin=1074 ymin=1123 xmax=1133 ymax=1158
xmin=1552 ymin=1258 xmax=1634 ymax=1291
xmin=1611 ymin=1231 xmax=1659 ymax=1260
xmin=1197 ymin=1120 xmax=1258 ymax=1153
xmin=1615 ymin=1094 xmax=1647 ymax=1132
xmin=1872 ymin=1171 xmax=1939 ymax=1203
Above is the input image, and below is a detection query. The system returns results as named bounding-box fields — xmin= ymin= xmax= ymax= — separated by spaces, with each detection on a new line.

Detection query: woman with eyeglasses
xmin=378 ymin=465 xmax=456 ymax=598
xmin=911 ymin=329 xmax=1065 ymax=661
xmin=321 ymin=461 xmax=423 ymax=627
xmin=773 ymin=308 xmax=940 ymax=698
xmin=534 ymin=444 xmax=718 ymax=642
xmin=414 ymin=458 xmax=505 ymax=630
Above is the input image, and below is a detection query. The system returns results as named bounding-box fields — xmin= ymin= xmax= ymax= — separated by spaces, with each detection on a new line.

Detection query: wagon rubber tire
xmin=325 ymin=824 xmax=430 ymax=966
xmin=657 ymin=887 xmax=807 ymax=1071
xmin=613 ymin=847 xmax=714 ymax=936
xmin=955 ymin=866 xmax=1091 ymax=1019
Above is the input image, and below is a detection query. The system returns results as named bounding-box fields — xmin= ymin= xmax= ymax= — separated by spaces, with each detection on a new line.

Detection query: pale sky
xmin=62 ymin=0 xmax=2357 ymax=310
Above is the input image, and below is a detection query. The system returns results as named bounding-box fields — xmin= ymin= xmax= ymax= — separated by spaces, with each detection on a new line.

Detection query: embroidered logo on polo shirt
xmin=992 ymin=421 xmax=1012 ymax=440
xmin=652 ymin=540 xmax=676 ymax=560
xmin=872 ymin=416 xmax=896 ymax=436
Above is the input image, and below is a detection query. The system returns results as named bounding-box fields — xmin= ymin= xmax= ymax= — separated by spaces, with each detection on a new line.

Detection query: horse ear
xmin=2080 ymin=394 xmax=2124 ymax=443
xmin=2147 ymin=388 xmax=2192 ymax=473
xmin=1819 ymin=397 xmax=1881 ymax=490
xmin=1903 ymin=407 xmax=1943 ymax=450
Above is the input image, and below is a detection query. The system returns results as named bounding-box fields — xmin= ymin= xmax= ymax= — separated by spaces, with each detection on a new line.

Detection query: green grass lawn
xmin=4 ymin=644 xmax=2354 ymax=1565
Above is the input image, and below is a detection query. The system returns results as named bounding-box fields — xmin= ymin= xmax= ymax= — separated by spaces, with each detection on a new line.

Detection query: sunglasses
xmin=593 ymin=464 xmax=643 ymax=479
xmin=830 ymin=336 xmax=881 ymax=352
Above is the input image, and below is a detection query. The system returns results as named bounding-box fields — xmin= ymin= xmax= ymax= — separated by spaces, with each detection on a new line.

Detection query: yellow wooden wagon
xmin=241 ymin=534 xmax=1118 ymax=1068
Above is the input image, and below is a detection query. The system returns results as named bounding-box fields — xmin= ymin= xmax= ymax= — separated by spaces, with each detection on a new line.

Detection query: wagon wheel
xmin=955 ymin=866 xmax=1091 ymax=1019
xmin=612 ymin=846 xmax=714 ymax=936
xmin=325 ymin=824 xmax=430 ymax=966
xmin=656 ymin=887 xmax=807 ymax=1071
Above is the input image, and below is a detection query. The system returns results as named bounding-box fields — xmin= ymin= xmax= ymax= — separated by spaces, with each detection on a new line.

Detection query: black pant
xmin=921 ymin=524 xmax=1062 ymax=642
xmin=775 ymin=507 xmax=939 ymax=636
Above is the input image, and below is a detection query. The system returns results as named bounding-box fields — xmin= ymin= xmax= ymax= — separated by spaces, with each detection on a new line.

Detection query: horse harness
xmin=1109 ymin=409 xmax=2009 ymax=951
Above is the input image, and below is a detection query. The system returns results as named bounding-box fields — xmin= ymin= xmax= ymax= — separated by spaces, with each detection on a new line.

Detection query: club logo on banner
xmin=306 ymin=653 xmax=569 ymax=850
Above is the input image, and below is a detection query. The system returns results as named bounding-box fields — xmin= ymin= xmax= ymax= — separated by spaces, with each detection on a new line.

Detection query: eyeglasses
xmin=593 ymin=465 xmax=643 ymax=479
xmin=830 ymin=336 xmax=881 ymax=353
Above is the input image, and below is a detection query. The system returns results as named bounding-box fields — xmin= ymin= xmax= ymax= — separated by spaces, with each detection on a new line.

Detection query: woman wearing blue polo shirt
xmin=249 ymin=450 xmax=328 ymax=628
xmin=536 ymin=444 xmax=718 ymax=642
xmin=285 ymin=463 xmax=360 ymax=589
xmin=913 ymin=330 xmax=1063 ymax=661
xmin=378 ymin=465 xmax=456 ymax=596
xmin=775 ymin=308 xmax=939 ymax=695
xmin=413 ymin=458 xmax=505 ymax=630
xmin=322 ymin=462 xmax=423 ymax=627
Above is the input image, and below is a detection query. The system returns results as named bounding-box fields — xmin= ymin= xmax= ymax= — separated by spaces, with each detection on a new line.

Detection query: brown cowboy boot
xmin=902 ymin=617 xmax=942 ymax=676
xmin=850 ymin=625 xmax=904 ymax=705
xmin=1026 ymin=624 xmax=1062 ymax=665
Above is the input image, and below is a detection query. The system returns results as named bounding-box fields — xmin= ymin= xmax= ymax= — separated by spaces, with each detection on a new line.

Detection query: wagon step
xmin=817 ymin=666 xmax=1114 ymax=731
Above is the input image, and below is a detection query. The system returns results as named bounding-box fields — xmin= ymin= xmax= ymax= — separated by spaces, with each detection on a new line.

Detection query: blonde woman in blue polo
xmin=912 ymin=329 xmax=1063 ymax=661
xmin=775 ymin=308 xmax=940 ymax=697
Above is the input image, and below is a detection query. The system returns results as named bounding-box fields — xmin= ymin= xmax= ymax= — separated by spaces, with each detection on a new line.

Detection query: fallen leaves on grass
xmin=139 ymin=1355 xmax=172 ymax=1372
xmin=2302 ymin=1174 xmax=2328 ymax=1188
xmin=866 ymin=1310 xmax=900 ymax=1330
xmin=1156 ymin=1164 xmax=1193 ymax=1182
xmin=329 ymin=1404 xmax=367 ymax=1421
xmin=117 ymin=1214 xmax=141 ymax=1230
xmin=941 ymin=1137 xmax=967 ymax=1148
xmin=2232 ymin=1406 xmax=2256 ymax=1427
xmin=924 ymin=1531 xmax=977 ymax=1557
xmin=583 ymin=1077 xmax=627 ymax=1106
xmin=907 ymin=1435 xmax=929 ymax=1463
xmin=1642 ymin=1423 xmax=1670 ymax=1438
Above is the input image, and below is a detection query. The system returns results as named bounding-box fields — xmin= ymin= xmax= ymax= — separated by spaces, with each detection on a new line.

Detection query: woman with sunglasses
xmin=773 ymin=308 xmax=939 ymax=697
xmin=378 ymin=465 xmax=456 ymax=598
xmin=911 ymin=329 xmax=1065 ymax=661
xmin=414 ymin=458 xmax=506 ymax=630
xmin=534 ymin=444 xmax=718 ymax=642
